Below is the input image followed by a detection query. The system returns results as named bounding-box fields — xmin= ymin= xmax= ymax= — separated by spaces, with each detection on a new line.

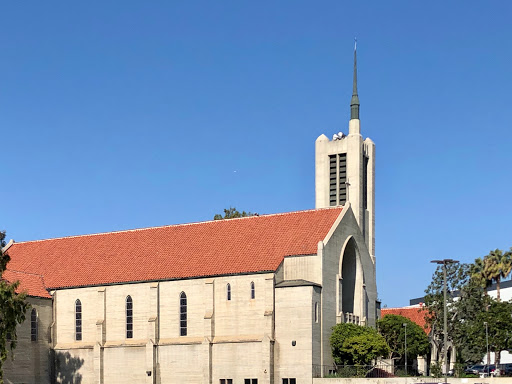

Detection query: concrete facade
xmin=47 ymin=206 xmax=375 ymax=384
xmin=5 ymin=203 xmax=377 ymax=384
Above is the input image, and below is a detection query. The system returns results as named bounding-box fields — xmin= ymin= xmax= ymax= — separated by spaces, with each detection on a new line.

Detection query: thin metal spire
xmin=350 ymin=38 xmax=360 ymax=120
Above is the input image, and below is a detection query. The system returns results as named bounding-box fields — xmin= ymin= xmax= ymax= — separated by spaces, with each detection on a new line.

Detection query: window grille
xmin=75 ymin=299 xmax=82 ymax=341
xmin=31 ymin=308 xmax=38 ymax=341
xmin=329 ymin=155 xmax=337 ymax=206
xmin=180 ymin=292 xmax=187 ymax=336
xmin=126 ymin=296 xmax=133 ymax=339
xmin=338 ymin=153 xmax=347 ymax=204
xmin=363 ymin=155 xmax=368 ymax=209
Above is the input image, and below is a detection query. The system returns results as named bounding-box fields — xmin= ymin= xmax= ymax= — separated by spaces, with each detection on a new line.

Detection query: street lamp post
xmin=403 ymin=323 xmax=408 ymax=376
xmin=431 ymin=258 xmax=459 ymax=384
xmin=484 ymin=321 xmax=489 ymax=377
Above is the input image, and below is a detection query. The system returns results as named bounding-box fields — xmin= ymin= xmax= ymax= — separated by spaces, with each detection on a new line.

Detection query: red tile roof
xmin=381 ymin=305 xmax=430 ymax=333
xmin=2 ymin=269 xmax=51 ymax=298
xmin=6 ymin=207 xmax=343 ymax=290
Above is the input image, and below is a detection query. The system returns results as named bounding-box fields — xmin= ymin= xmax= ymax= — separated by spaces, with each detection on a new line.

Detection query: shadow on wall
xmin=54 ymin=351 xmax=84 ymax=384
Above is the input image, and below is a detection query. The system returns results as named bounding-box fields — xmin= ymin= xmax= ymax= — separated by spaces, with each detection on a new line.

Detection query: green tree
xmin=424 ymin=262 xmax=475 ymax=370
xmin=341 ymin=334 xmax=390 ymax=365
xmin=330 ymin=323 xmax=389 ymax=365
xmin=213 ymin=207 xmax=255 ymax=220
xmin=478 ymin=300 xmax=512 ymax=366
xmin=424 ymin=262 xmax=469 ymax=362
xmin=378 ymin=315 xmax=430 ymax=362
xmin=0 ymin=231 xmax=30 ymax=384
xmin=424 ymin=257 xmax=512 ymax=368
xmin=451 ymin=274 xmax=490 ymax=365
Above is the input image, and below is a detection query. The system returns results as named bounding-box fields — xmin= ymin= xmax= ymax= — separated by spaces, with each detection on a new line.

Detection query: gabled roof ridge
xmin=13 ymin=206 xmax=342 ymax=245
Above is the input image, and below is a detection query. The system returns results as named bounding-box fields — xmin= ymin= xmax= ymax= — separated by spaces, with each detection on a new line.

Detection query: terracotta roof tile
xmin=2 ymin=269 xmax=51 ymax=298
xmin=6 ymin=207 xmax=342 ymax=290
xmin=381 ymin=305 xmax=430 ymax=333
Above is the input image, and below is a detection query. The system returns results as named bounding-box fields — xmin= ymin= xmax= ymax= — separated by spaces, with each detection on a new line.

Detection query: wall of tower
xmin=315 ymin=120 xmax=375 ymax=262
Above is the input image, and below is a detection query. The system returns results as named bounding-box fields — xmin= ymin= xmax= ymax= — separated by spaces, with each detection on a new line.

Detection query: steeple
xmin=350 ymin=39 xmax=360 ymax=120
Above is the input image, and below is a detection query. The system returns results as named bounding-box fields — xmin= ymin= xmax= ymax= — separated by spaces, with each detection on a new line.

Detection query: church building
xmin=2 ymin=46 xmax=377 ymax=384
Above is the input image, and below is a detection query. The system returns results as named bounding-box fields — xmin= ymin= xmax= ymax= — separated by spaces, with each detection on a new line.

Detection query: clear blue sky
xmin=2 ymin=2 xmax=511 ymax=308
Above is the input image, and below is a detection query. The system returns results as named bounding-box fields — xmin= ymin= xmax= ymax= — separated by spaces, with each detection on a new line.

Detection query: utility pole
xmin=403 ymin=323 xmax=408 ymax=376
xmin=484 ymin=321 xmax=489 ymax=377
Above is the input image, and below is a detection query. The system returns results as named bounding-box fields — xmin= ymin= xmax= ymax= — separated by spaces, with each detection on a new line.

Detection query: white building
xmin=2 ymin=46 xmax=378 ymax=384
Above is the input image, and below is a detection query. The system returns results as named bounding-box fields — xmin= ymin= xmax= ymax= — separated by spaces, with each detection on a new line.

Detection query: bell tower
xmin=315 ymin=42 xmax=375 ymax=261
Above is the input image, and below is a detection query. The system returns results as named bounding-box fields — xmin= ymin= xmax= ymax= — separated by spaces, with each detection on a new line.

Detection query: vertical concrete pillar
xmin=148 ymin=283 xmax=159 ymax=383
xmin=364 ymin=138 xmax=376 ymax=262
xmin=50 ymin=291 xmax=57 ymax=347
xmin=263 ymin=276 xmax=275 ymax=383
xmin=93 ymin=288 xmax=106 ymax=384
xmin=203 ymin=279 xmax=214 ymax=384
xmin=202 ymin=338 xmax=212 ymax=384
xmin=261 ymin=334 xmax=273 ymax=384
xmin=145 ymin=340 xmax=155 ymax=384
xmin=345 ymin=125 xmax=363 ymax=229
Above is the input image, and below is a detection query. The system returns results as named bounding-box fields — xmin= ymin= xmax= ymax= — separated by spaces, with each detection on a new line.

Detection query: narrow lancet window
xmin=250 ymin=282 xmax=255 ymax=299
xmin=227 ymin=283 xmax=231 ymax=301
xmin=126 ymin=295 xmax=133 ymax=339
xmin=75 ymin=299 xmax=82 ymax=341
xmin=180 ymin=292 xmax=187 ymax=336
xmin=31 ymin=308 xmax=38 ymax=341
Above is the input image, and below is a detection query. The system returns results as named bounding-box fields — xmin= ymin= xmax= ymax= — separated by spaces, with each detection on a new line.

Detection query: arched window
xmin=250 ymin=282 xmax=255 ymax=299
xmin=180 ymin=292 xmax=187 ymax=336
xmin=227 ymin=283 xmax=231 ymax=301
xmin=31 ymin=308 xmax=38 ymax=341
xmin=126 ymin=296 xmax=133 ymax=339
xmin=314 ymin=302 xmax=319 ymax=323
xmin=75 ymin=299 xmax=82 ymax=341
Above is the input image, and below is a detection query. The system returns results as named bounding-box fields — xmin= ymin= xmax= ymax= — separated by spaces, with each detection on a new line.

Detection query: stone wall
xmin=4 ymin=296 xmax=52 ymax=384
xmin=52 ymin=272 xmax=276 ymax=383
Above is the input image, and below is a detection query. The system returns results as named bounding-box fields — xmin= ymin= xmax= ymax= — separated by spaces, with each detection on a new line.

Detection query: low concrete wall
xmin=314 ymin=378 xmax=511 ymax=384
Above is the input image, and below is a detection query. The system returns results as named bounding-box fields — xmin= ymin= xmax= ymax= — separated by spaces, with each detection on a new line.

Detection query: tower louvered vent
xmin=329 ymin=153 xmax=347 ymax=206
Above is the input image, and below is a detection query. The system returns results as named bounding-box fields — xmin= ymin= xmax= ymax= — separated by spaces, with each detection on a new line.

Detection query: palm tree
xmin=486 ymin=249 xmax=512 ymax=301
xmin=471 ymin=257 xmax=493 ymax=295
xmin=504 ymin=247 xmax=512 ymax=277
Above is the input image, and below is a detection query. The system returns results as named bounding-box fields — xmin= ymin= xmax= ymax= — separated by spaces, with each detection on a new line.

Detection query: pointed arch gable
xmin=339 ymin=236 xmax=362 ymax=316
xmin=321 ymin=204 xmax=377 ymax=327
